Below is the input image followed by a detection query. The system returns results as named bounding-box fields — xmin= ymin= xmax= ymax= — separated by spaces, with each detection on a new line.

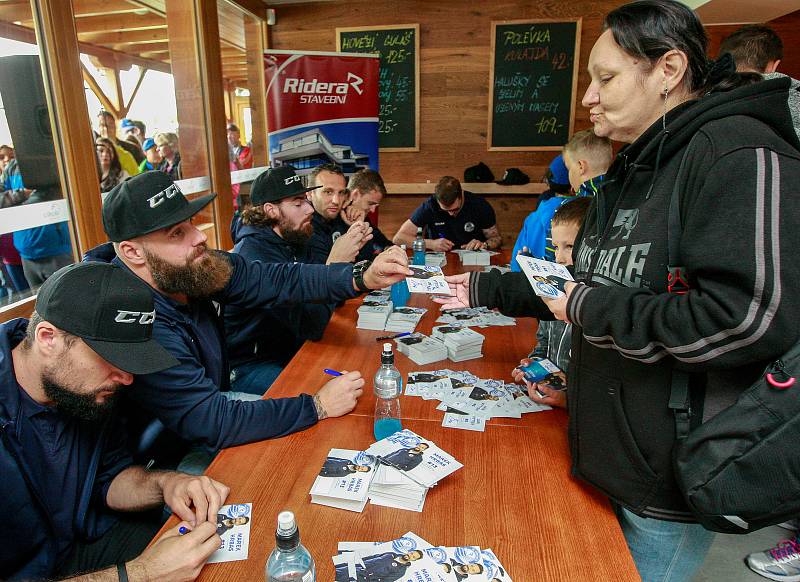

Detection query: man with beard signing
xmin=225 ymin=166 xmax=372 ymax=394
xmin=85 ymin=171 xmax=411 ymax=473
xmin=1 ymin=262 xmax=230 ymax=581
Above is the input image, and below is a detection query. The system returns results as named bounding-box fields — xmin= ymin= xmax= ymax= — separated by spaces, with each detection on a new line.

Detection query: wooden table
xmin=163 ymin=251 xmax=640 ymax=581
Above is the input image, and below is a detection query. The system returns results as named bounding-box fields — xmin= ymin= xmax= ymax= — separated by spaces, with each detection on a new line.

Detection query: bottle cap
xmin=277 ymin=510 xmax=296 ymax=535
xmin=383 ymin=343 xmax=392 ymax=352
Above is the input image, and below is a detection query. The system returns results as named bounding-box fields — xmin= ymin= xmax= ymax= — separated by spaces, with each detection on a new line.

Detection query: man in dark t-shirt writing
xmin=393 ymin=176 xmax=502 ymax=251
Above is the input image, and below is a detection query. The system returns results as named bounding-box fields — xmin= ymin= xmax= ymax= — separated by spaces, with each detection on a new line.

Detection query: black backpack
xmin=666 ymin=142 xmax=800 ymax=534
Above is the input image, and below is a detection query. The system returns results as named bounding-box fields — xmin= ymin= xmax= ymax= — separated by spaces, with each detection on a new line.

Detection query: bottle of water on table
xmin=265 ymin=511 xmax=315 ymax=582
xmin=412 ymin=226 xmax=426 ymax=265
xmin=374 ymin=343 xmax=403 ymax=440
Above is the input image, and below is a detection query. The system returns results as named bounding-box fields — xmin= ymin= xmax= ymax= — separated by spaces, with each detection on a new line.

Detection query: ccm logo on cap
xmin=284 ymin=174 xmax=300 ymax=186
xmin=115 ymin=310 xmax=156 ymax=324
xmin=147 ymin=184 xmax=181 ymax=208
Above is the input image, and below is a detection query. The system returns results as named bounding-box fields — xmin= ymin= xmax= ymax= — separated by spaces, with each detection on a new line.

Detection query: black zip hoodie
xmin=474 ymin=76 xmax=800 ymax=520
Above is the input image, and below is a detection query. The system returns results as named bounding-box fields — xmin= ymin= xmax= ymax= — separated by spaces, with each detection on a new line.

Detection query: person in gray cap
xmin=224 ymin=165 xmax=373 ymax=393
xmin=84 ymin=171 xmax=410 ymax=473
xmin=1 ymin=262 xmax=230 ymax=581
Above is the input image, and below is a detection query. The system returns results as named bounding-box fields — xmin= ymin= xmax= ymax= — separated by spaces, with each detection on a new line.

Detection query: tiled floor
xmin=692 ymin=524 xmax=787 ymax=581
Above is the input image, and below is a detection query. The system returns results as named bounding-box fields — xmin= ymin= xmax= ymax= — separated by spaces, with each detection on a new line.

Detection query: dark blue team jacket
xmin=84 ymin=243 xmax=357 ymax=451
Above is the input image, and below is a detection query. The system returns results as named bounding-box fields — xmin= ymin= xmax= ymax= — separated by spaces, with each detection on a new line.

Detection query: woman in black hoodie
xmin=438 ymin=1 xmax=800 ymax=580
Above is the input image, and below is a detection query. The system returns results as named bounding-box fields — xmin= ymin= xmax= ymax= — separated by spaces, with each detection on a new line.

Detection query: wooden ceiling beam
xmin=108 ymin=40 xmax=168 ymax=53
xmin=74 ymin=12 xmax=165 ymax=34
xmin=78 ymin=27 xmax=165 ymax=43
xmin=72 ymin=0 xmax=146 ymax=18
xmin=0 ymin=20 xmax=171 ymax=73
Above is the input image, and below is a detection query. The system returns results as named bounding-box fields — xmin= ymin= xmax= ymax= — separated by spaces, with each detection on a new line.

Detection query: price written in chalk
xmin=490 ymin=20 xmax=580 ymax=148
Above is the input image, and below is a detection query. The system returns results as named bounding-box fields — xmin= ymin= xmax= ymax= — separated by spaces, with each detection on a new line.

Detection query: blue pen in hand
xmin=323 ymin=369 xmax=343 ymax=377
xmin=179 ymin=526 xmax=189 ymax=535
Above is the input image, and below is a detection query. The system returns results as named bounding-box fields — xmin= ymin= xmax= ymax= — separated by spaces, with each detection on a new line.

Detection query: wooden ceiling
xmin=0 ymin=0 xmax=253 ymax=86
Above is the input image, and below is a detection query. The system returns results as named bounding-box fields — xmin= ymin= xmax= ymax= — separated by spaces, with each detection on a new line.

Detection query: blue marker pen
xmin=323 ymin=369 xmax=343 ymax=377
xmin=179 ymin=526 xmax=189 ymax=535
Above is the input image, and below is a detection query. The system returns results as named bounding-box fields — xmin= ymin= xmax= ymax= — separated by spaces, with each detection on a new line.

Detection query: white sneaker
xmin=747 ymin=539 xmax=800 ymax=581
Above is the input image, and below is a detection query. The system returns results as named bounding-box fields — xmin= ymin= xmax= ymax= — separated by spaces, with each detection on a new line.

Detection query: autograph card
xmin=406 ymin=265 xmax=451 ymax=295
xmin=516 ymin=255 xmax=574 ymax=298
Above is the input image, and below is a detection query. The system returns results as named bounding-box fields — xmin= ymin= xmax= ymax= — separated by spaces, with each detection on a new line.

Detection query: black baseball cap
xmin=102 ymin=171 xmax=216 ymax=242
xmin=35 ymin=262 xmax=178 ymax=375
xmin=250 ymin=165 xmax=320 ymax=206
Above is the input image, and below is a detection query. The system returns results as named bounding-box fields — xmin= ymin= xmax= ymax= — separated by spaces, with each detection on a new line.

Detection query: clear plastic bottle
xmin=265 ymin=511 xmax=315 ymax=582
xmin=390 ymin=245 xmax=410 ymax=307
xmin=412 ymin=227 xmax=426 ymax=265
xmin=373 ymin=343 xmax=403 ymax=440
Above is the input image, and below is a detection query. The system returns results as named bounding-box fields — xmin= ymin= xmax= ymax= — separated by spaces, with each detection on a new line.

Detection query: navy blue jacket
xmin=85 ymin=243 xmax=358 ymax=451
xmin=225 ymin=224 xmax=334 ymax=368
xmin=0 ymin=319 xmax=132 ymax=580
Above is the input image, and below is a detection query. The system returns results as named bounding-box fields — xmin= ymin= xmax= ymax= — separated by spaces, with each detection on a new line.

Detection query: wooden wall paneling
xmin=269 ymin=0 xmax=622 ymax=184
xmin=30 ymin=0 xmax=106 ymax=256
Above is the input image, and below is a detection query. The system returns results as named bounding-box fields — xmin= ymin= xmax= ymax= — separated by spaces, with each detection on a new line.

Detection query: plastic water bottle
xmin=265 ymin=511 xmax=315 ymax=582
xmin=412 ymin=227 xmax=426 ymax=265
xmin=374 ymin=343 xmax=403 ymax=440
xmin=390 ymin=245 xmax=410 ymax=307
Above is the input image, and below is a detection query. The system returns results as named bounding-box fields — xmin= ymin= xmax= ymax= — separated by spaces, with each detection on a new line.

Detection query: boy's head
xmin=551 ymin=197 xmax=592 ymax=266
xmin=562 ymin=129 xmax=612 ymax=192
xmin=719 ymin=25 xmax=783 ymax=74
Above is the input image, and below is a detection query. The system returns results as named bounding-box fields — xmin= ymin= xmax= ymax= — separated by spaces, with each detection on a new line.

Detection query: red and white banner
xmin=264 ymin=50 xmax=380 ymax=174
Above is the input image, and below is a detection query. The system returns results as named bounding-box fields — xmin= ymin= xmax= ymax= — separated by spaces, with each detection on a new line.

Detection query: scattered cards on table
xmin=406 ymin=369 xmax=551 ymax=431
xmin=436 ymin=306 xmax=515 ymax=328
xmin=406 ymin=265 xmax=451 ymax=295
xmin=334 ymin=531 xmax=513 ymax=582
xmin=309 ymin=430 xmax=461 ymax=514
xmin=207 ymin=503 xmax=252 ymax=564
xmin=515 ymin=255 xmax=574 ymax=298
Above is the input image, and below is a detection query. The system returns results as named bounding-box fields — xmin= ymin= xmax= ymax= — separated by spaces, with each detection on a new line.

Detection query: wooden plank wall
xmin=270 ymin=0 xmax=625 ymax=184
xmin=269 ymin=0 xmax=626 ymax=243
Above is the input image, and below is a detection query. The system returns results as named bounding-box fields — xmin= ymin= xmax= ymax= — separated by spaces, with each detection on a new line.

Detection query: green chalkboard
xmin=337 ymin=24 xmax=419 ymax=151
xmin=489 ymin=19 xmax=581 ymax=150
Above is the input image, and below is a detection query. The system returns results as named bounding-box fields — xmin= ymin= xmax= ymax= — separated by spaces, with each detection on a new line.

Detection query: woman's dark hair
xmin=604 ymin=0 xmax=757 ymax=94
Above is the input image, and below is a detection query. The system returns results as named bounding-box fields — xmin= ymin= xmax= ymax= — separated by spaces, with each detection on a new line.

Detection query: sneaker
xmin=746 ymin=539 xmax=800 ymax=581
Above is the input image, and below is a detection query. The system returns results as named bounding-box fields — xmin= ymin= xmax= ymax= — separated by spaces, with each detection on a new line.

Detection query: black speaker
xmin=0 ymin=54 xmax=60 ymax=193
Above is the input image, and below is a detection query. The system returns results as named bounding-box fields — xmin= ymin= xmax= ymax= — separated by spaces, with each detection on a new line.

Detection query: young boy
xmin=510 ymin=130 xmax=611 ymax=270
xmin=511 ymin=197 xmax=592 ymax=408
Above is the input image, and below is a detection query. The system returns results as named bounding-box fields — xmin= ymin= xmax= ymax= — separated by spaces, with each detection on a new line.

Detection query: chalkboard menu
xmin=489 ymin=19 xmax=582 ymax=150
xmin=337 ymin=24 xmax=419 ymax=151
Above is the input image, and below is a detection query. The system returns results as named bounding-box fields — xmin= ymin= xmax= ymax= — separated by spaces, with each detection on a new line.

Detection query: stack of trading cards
xmin=431 ymin=325 xmax=485 ymax=362
xmin=453 ymin=249 xmax=498 ymax=266
xmin=357 ymin=300 xmax=393 ymax=330
xmin=310 ymin=449 xmax=378 ymax=512
xmin=424 ymin=252 xmax=447 ymax=267
xmin=385 ymin=306 xmax=427 ymax=333
xmin=395 ymin=333 xmax=448 ymax=365
xmin=436 ymin=306 xmax=515 ymax=328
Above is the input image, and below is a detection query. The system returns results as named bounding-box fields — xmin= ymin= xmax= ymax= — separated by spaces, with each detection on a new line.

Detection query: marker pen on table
xmin=323 ymin=369 xmax=343 ymax=377
xmin=375 ymin=332 xmax=411 ymax=341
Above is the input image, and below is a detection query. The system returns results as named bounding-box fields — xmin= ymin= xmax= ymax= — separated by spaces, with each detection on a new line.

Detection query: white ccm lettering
xmin=284 ymin=174 xmax=301 ymax=186
xmin=147 ymin=184 xmax=181 ymax=208
xmin=115 ymin=310 xmax=156 ymax=325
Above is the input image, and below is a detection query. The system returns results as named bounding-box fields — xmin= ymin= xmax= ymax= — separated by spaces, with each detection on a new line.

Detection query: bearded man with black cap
xmin=1 ymin=262 xmax=230 ymax=581
xmin=84 ymin=171 xmax=410 ymax=473
xmin=225 ymin=165 xmax=373 ymax=393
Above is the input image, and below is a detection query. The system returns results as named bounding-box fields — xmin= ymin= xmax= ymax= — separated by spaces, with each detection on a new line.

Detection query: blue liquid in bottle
xmin=373 ymin=343 xmax=403 ymax=440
